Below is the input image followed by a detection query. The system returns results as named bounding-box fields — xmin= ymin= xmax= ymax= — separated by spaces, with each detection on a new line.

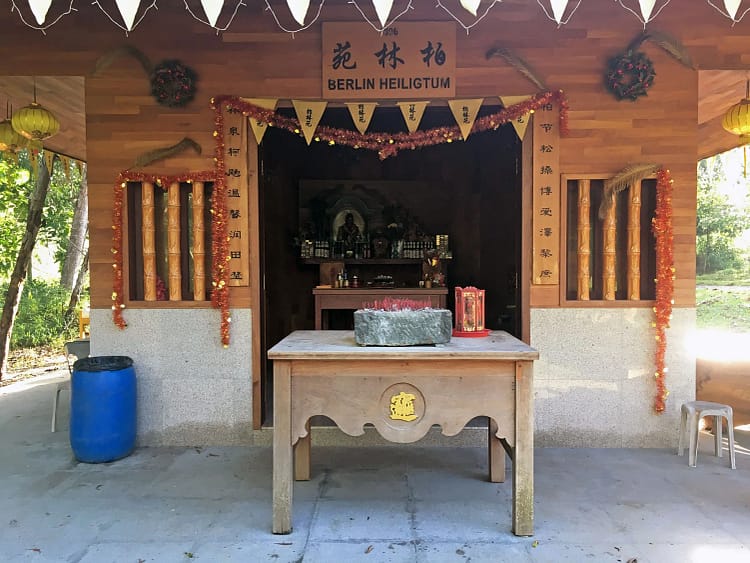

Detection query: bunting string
xmin=213 ymin=89 xmax=569 ymax=159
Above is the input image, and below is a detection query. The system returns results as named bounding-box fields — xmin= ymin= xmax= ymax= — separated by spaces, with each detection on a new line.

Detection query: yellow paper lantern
xmin=723 ymin=80 xmax=750 ymax=175
xmin=722 ymin=83 xmax=750 ymax=141
xmin=0 ymin=118 xmax=28 ymax=152
xmin=11 ymin=101 xmax=59 ymax=141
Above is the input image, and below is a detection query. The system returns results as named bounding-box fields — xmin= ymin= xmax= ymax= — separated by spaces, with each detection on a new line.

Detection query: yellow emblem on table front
xmin=389 ymin=391 xmax=418 ymax=422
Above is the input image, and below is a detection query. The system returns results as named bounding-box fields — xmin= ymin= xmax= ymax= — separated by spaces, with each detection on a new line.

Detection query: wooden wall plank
xmin=6 ymin=0 xmax=744 ymax=313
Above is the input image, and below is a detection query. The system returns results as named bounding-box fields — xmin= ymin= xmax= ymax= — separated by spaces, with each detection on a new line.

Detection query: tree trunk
xmin=65 ymin=249 xmax=89 ymax=326
xmin=0 ymin=158 xmax=51 ymax=380
xmin=60 ymin=168 xmax=88 ymax=291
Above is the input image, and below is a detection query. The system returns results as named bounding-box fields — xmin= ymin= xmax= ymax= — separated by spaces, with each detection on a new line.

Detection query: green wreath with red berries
xmin=150 ymin=60 xmax=198 ymax=108
xmin=604 ymin=50 xmax=656 ymax=102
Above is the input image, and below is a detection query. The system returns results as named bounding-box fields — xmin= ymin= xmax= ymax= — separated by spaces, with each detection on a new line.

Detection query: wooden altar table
xmin=313 ymin=287 xmax=448 ymax=329
xmin=268 ymin=330 xmax=538 ymax=536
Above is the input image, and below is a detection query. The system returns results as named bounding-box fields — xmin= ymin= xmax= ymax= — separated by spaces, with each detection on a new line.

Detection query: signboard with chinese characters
xmin=531 ymin=102 xmax=560 ymax=285
xmin=322 ymin=22 xmax=456 ymax=100
xmin=223 ymin=103 xmax=250 ymax=287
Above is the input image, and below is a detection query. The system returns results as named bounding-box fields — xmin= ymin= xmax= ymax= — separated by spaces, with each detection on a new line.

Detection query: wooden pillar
xmin=627 ymin=180 xmax=642 ymax=300
xmin=192 ymin=181 xmax=206 ymax=301
xmin=142 ymin=182 xmax=157 ymax=301
xmin=602 ymin=195 xmax=617 ymax=300
xmin=167 ymin=182 xmax=182 ymax=301
xmin=577 ymin=179 xmax=591 ymax=300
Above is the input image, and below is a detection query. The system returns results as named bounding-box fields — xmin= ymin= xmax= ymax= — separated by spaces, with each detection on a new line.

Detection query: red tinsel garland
xmin=112 ymin=91 xmax=569 ymax=345
xmin=212 ymin=90 xmax=569 ymax=159
xmin=652 ymin=168 xmax=675 ymax=413
xmin=110 ymin=169 xmax=228 ymax=344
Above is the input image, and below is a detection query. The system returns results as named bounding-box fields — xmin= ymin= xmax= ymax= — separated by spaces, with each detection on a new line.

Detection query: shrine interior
xmin=258 ymin=106 xmax=522 ymax=420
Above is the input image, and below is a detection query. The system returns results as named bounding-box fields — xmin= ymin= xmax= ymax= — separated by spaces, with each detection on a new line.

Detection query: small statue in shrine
xmin=336 ymin=212 xmax=361 ymax=248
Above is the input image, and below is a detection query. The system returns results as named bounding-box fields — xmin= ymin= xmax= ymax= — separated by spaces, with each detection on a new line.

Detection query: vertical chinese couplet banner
xmin=223 ymin=103 xmax=250 ymax=287
xmin=322 ymin=22 xmax=456 ymax=100
xmin=532 ymin=101 xmax=561 ymax=285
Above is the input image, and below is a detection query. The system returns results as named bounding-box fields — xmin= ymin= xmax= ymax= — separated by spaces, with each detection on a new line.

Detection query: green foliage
xmin=0 ymin=151 xmax=82 ymax=280
xmin=696 ymin=157 xmax=750 ymax=274
xmin=5 ymin=279 xmax=78 ymax=349
xmin=0 ymin=156 xmax=33 ymax=276
xmin=697 ymin=286 xmax=750 ymax=332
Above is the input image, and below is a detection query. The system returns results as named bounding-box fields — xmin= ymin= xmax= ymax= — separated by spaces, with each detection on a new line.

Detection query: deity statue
xmin=336 ymin=212 xmax=361 ymax=248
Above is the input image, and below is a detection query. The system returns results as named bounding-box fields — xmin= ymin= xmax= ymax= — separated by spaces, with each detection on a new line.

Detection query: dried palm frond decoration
xmin=599 ymin=163 xmax=660 ymax=219
xmin=605 ymin=31 xmax=692 ymax=102
xmin=485 ymin=46 xmax=547 ymax=91
xmin=626 ymin=31 xmax=694 ymax=69
xmin=92 ymin=46 xmax=198 ymax=108
xmin=133 ymin=137 xmax=202 ymax=168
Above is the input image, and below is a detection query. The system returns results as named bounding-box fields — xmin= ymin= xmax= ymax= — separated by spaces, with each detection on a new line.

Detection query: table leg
xmin=512 ymin=361 xmax=534 ymax=536
xmin=315 ymin=305 xmax=322 ymax=330
xmin=294 ymin=420 xmax=311 ymax=481
xmin=489 ymin=417 xmax=506 ymax=483
xmin=273 ymin=361 xmax=293 ymax=534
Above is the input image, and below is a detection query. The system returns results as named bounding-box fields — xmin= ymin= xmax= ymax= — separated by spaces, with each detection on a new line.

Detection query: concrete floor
xmin=2 ymin=373 xmax=749 ymax=563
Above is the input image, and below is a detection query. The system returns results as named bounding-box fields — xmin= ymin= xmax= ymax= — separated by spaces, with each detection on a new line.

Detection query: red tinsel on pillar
xmin=210 ymin=97 xmax=232 ymax=347
xmin=652 ymin=168 xmax=675 ymax=413
xmin=110 ymin=170 xmax=223 ymax=339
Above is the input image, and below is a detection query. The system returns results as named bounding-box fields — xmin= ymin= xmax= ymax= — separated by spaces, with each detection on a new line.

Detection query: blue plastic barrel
xmin=70 ymin=356 xmax=136 ymax=463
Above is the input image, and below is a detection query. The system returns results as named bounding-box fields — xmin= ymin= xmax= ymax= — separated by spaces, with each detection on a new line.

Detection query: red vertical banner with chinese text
xmin=223 ymin=104 xmax=250 ymax=287
xmin=532 ymin=102 xmax=560 ymax=285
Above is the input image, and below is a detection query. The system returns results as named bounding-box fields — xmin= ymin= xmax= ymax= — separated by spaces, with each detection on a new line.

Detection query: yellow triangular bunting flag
xmin=43 ymin=151 xmax=55 ymax=175
xmin=29 ymin=150 xmax=39 ymax=177
xmin=75 ymin=159 xmax=84 ymax=177
xmin=448 ymin=99 xmax=483 ymax=141
xmin=397 ymin=101 xmax=429 ymax=133
xmin=59 ymin=155 xmax=71 ymax=179
xmin=242 ymin=98 xmax=278 ymax=145
xmin=345 ymin=102 xmax=378 ymax=134
xmin=292 ymin=100 xmax=328 ymax=145
xmin=499 ymin=95 xmax=534 ymax=141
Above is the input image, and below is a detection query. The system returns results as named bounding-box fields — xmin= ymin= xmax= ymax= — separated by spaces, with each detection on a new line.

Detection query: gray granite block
xmin=354 ymin=308 xmax=452 ymax=346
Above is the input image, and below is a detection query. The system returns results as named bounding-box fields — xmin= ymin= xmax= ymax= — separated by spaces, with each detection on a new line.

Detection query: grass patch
xmin=697 ymin=286 xmax=750 ymax=332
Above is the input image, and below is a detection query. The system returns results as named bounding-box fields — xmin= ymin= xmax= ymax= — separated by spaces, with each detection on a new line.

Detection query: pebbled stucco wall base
xmin=91 ymin=308 xmax=253 ymax=446
xmin=91 ymin=307 xmax=695 ymax=448
xmin=531 ymin=308 xmax=696 ymax=447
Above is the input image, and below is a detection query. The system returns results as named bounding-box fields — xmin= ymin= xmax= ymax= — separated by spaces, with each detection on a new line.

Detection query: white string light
xmin=91 ymin=0 xmax=158 ymax=34
xmin=536 ymin=0 xmax=582 ymax=27
xmin=11 ymin=0 xmax=76 ymax=34
xmin=435 ymin=0 xmax=502 ymax=34
xmin=263 ymin=0 xmax=325 ymax=36
xmin=616 ymin=0 xmax=671 ymax=29
xmin=348 ymin=0 xmax=413 ymax=33
xmin=707 ymin=0 xmax=750 ymax=25
xmin=183 ymin=0 xmax=246 ymax=33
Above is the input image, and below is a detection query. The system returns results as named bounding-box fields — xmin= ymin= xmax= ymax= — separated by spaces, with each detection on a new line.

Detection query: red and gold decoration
xmin=150 ymin=60 xmax=198 ymax=108
xmin=212 ymin=90 xmax=568 ymax=160
xmin=110 ymin=169 xmax=227 ymax=341
xmin=604 ymin=32 xmax=692 ymax=102
xmin=604 ymin=50 xmax=655 ymax=101
xmin=651 ymin=168 xmax=674 ymax=413
xmin=453 ymin=286 xmax=489 ymax=337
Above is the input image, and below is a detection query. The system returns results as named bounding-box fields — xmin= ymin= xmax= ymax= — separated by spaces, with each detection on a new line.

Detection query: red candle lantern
xmin=453 ymin=286 xmax=490 ymax=337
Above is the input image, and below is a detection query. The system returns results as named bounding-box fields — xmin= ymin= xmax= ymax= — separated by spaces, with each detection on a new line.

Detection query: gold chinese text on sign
xmin=532 ymin=101 xmax=561 ymax=285
xmin=389 ymin=391 xmax=419 ymax=422
xmin=322 ymin=22 xmax=456 ymax=100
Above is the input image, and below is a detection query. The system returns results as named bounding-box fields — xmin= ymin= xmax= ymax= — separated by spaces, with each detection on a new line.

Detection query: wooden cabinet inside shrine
xmin=305 ymin=256 xmax=452 ymax=330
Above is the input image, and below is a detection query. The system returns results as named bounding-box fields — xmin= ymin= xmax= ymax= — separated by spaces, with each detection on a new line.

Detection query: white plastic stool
xmin=678 ymin=400 xmax=736 ymax=469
